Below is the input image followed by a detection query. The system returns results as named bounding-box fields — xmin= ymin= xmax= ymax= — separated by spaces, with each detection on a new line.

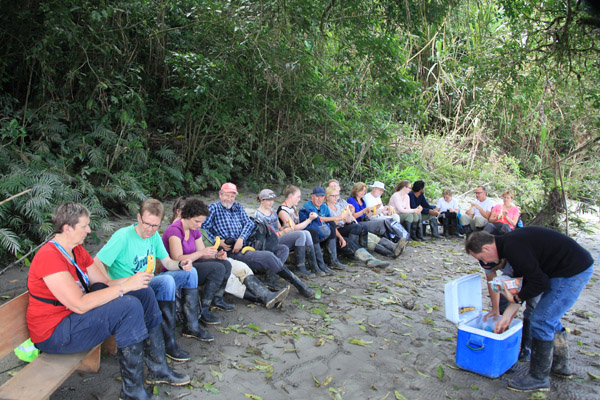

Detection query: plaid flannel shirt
xmin=202 ymin=201 xmax=256 ymax=243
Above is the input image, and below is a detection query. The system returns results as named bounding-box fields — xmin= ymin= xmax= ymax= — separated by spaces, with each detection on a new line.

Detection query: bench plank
xmin=0 ymin=293 xmax=30 ymax=360
xmin=0 ymin=346 xmax=100 ymax=400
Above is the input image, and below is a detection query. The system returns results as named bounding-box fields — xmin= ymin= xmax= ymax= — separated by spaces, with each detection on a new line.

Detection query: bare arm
xmin=43 ymin=270 xmax=151 ymax=314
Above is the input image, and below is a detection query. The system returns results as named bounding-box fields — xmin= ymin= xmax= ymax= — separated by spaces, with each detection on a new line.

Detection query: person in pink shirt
xmin=484 ymin=190 xmax=520 ymax=235
xmin=388 ymin=180 xmax=422 ymax=241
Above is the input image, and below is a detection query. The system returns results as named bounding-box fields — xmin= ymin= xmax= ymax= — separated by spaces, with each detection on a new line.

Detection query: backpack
xmin=246 ymin=220 xmax=279 ymax=252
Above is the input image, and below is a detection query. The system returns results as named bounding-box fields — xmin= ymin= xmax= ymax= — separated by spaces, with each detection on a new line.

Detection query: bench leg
xmin=101 ymin=335 xmax=117 ymax=356
xmin=78 ymin=345 xmax=100 ymax=373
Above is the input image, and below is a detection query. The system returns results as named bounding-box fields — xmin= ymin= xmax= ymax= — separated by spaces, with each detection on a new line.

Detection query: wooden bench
xmin=0 ymin=292 xmax=116 ymax=400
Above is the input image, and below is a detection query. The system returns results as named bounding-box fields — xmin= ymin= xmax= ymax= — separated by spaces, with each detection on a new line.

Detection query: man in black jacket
xmin=466 ymin=228 xmax=594 ymax=393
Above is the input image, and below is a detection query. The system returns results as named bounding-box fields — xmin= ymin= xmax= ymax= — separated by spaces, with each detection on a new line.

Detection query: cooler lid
xmin=444 ymin=273 xmax=482 ymax=324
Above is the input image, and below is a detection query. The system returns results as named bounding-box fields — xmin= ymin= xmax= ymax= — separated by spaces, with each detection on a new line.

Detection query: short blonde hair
xmin=325 ymin=186 xmax=338 ymax=199
xmin=442 ymin=188 xmax=453 ymax=197
xmin=502 ymin=190 xmax=514 ymax=199
xmin=350 ymin=182 xmax=367 ymax=198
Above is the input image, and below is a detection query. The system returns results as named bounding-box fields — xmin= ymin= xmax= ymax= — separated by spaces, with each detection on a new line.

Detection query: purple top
xmin=162 ymin=219 xmax=201 ymax=256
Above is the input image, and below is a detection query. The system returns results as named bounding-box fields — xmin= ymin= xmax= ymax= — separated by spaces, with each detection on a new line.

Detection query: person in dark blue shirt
xmin=408 ymin=180 xmax=442 ymax=239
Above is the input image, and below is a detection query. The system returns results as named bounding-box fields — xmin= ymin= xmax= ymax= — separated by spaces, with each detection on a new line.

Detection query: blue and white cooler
xmin=444 ymin=274 xmax=522 ymax=378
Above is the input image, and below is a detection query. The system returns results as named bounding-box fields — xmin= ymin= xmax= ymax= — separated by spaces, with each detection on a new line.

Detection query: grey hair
xmin=53 ymin=202 xmax=90 ymax=233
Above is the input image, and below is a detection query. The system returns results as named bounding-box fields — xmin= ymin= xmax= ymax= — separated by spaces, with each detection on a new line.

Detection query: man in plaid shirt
xmin=202 ymin=183 xmax=315 ymax=298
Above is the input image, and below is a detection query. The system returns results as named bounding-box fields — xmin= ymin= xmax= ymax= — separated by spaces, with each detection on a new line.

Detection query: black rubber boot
xmin=243 ymin=290 xmax=259 ymax=303
xmin=157 ymin=301 xmax=190 ymax=361
xmin=263 ymin=269 xmax=288 ymax=291
xmin=306 ymin=245 xmax=326 ymax=277
xmin=442 ymin=217 xmax=450 ymax=237
xmin=200 ymin=280 xmax=221 ymax=324
xmin=519 ymin=318 xmax=533 ymax=361
xmin=429 ymin=220 xmax=443 ymax=238
xmin=278 ymin=266 xmax=315 ymax=298
xmin=181 ymin=288 xmax=214 ymax=342
xmin=551 ymin=328 xmax=572 ymax=378
xmin=244 ymin=275 xmax=290 ymax=309
xmin=118 ymin=342 xmax=153 ymax=400
xmin=374 ymin=243 xmax=395 ymax=258
xmin=212 ymin=276 xmax=235 ymax=311
xmin=327 ymin=238 xmax=349 ymax=270
xmin=507 ymin=338 xmax=553 ymax=392
xmin=312 ymin=242 xmax=334 ymax=275
xmin=451 ymin=217 xmax=464 ymax=238
xmin=415 ymin=222 xmax=428 ymax=241
xmin=408 ymin=222 xmax=419 ymax=241
xmin=144 ymin=325 xmax=191 ymax=386
xmin=379 ymin=237 xmax=404 ymax=258
xmin=212 ymin=295 xmax=235 ymax=312
xmin=295 ymin=246 xmax=316 ymax=278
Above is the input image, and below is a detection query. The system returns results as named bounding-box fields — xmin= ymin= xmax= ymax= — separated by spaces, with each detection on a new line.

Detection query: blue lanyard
xmin=50 ymin=240 xmax=90 ymax=289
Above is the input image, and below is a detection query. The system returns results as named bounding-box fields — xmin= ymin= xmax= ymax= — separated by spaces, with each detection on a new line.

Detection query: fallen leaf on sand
xmin=348 ymin=338 xmax=373 ymax=346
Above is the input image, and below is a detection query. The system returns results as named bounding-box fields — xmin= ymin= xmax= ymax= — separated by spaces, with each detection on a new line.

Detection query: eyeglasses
xmin=141 ymin=219 xmax=161 ymax=229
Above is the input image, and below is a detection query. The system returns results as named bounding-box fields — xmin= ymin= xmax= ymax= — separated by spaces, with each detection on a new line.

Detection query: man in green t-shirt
xmin=94 ymin=199 xmax=209 ymax=385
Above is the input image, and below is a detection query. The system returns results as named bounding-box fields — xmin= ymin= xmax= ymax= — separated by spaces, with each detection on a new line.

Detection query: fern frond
xmin=0 ymin=228 xmax=21 ymax=255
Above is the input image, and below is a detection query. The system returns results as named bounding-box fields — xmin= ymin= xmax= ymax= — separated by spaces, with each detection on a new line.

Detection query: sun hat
xmin=370 ymin=181 xmax=386 ymax=191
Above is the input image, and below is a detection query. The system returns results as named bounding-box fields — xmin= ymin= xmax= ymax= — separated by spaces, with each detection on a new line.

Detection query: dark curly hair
xmin=181 ymin=198 xmax=209 ymax=219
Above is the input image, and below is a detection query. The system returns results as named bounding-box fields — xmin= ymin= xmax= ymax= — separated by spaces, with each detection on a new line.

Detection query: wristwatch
xmin=178 ymin=261 xmax=184 ymax=270
xmin=513 ymin=295 xmax=524 ymax=305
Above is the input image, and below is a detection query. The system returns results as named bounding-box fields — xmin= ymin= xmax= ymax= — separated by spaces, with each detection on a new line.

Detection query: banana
xmin=145 ymin=254 xmax=155 ymax=274
xmin=288 ymin=219 xmax=293 ymax=228
xmin=373 ymin=204 xmax=377 ymax=214
xmin=213 ymin=236 xmax=221 ymax=249
xmin=241 ymin=246 xmax=256 ymax=254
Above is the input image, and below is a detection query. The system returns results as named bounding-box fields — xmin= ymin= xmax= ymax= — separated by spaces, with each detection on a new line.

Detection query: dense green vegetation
xmin=1 ymin=0 xmax=599 ymax=264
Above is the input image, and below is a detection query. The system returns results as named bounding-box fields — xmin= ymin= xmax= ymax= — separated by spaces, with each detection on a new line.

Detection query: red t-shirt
xmin=26 ymin=243 xmax=93 ymax=343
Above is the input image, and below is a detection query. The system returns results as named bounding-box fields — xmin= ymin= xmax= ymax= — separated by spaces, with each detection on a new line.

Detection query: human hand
xmin=494 ymin=312 xmax=514 ymax=334
xmin=232 ymin=237 xmax=244 ymax=253
xmin=309 ymin=212 xmax=318 ymax=221
xmin=220 ymin=241 xmax=232 ymax=251
xmin=201 ymin=247 xmax=218 ymax=259
xmin=179 ymin=259 xmax=193 ymax=271
xmin=126 ymin=271 xmax=153 ymax=291
xmin=217 ymin=250 xmax=227 ymax=260
xmin=483 ymin=310 xmax=500 ymax=322
xmin=339 ymin=237 xmax=346 ymax=248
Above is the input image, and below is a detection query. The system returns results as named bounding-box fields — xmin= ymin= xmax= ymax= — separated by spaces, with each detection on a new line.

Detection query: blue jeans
xmin=530 ymin=265 xmax=594 ymax=341
xmin=150 ymin=269 xmax=198 ymax=301
xmin=35 ymin=288 xmax=161 ymax=352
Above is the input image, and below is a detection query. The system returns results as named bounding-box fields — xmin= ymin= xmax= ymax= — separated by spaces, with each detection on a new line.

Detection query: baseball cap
xmin=258 ymin=189 xmax=277 ymax=200
xmin=312 ymin=186 xmax=326 ymax=196
xmin=220 ymin=182 xmax=238 ymax=194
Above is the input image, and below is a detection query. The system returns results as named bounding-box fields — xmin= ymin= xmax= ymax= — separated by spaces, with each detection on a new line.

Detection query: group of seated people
xmin=26 ymin=180 xmax=518 ymax=399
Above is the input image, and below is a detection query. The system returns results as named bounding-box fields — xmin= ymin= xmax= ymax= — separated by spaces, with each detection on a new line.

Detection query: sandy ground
xmin=1 ymin=190 xmax=600 ymax=400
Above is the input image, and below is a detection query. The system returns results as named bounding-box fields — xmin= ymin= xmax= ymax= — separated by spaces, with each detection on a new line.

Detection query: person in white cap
xmin=362 ymin=181 xmax=410 ymax=243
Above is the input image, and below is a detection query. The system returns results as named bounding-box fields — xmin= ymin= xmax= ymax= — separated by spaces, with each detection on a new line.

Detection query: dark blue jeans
xmin=35 ymin=287 xmax=161 ymax=352
xmin=530 ymin=265 xmax=594 ymax=341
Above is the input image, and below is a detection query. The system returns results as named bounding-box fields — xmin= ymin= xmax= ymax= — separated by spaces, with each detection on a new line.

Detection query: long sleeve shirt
xmin=408 ymin=191 xmax=434 ymax=215
xmin=202 ymin=201 xmax=255 ymax=243
xmin=389 ymin=191 xmax=418 ymax=213
xmin=497 ymin=227 xmax=593 ymax=301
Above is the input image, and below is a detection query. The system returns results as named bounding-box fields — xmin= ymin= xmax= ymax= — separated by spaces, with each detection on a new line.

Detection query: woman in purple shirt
xmin=163 ymin=199 xmax=233 ymax=327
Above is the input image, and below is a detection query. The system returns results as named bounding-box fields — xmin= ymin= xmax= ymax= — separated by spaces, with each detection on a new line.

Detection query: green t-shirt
xmin=97 ymin=225 xmax=169 ymax=279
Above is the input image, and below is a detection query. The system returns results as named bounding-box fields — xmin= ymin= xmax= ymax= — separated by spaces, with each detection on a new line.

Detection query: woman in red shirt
xmin=27 ymin=202 xmax=188 ymax=400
